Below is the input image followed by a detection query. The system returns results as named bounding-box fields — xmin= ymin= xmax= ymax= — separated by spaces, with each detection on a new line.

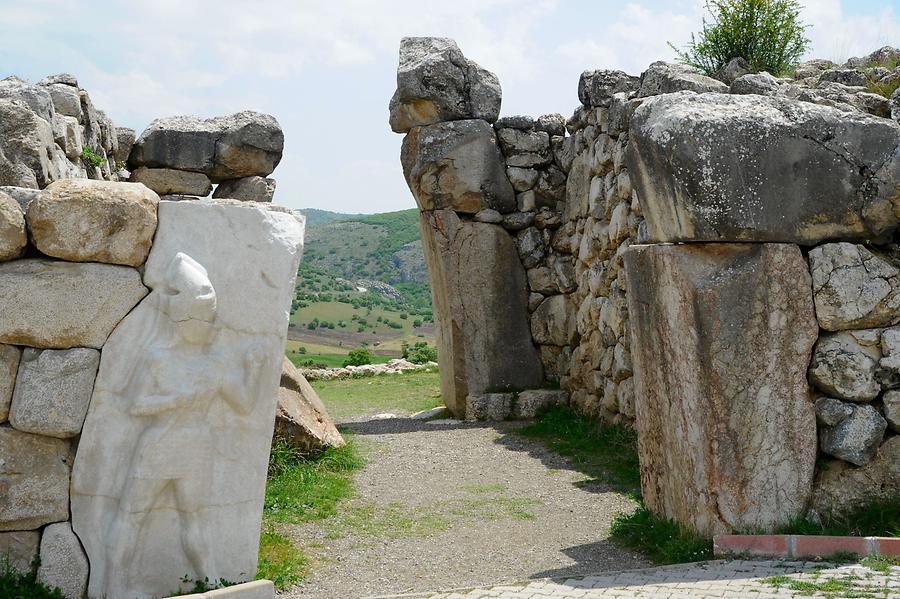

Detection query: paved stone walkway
xmin=367 ymin=560 xmax=900 ymax=598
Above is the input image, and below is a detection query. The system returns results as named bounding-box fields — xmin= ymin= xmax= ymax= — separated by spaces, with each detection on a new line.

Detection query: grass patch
xmin=449 ymin=497 xmax=542 ymax=521
xmin=310 ymin=370 xmax=442 ymax=420
xmin=776 ymin=500 xmax=900 ymax=538
xmin=0 ymin=561 xmax=64 ymax=599
xmin=263 ymin=438 xmax=364 ymax=524
xmin=762 ymin=573 xmax=885 ymax=598
xmin=256 ymin=527 xmax=308 ymax=590
xmin=326 ymin=502 xmax=450 ymax=540
xmin=861 ymin=555 xmax=900 ymax=574
xmin=517 ymin=405 xmax=640 ymax=492
xmin=463 ymin=483 xmax=507 ymax=494
xmin=609 ymin=503 xmax=714 ymax=564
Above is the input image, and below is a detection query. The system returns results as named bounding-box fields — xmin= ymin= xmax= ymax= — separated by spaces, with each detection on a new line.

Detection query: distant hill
xmin=297 ymin=208 xmax=362 ymax=227
xmin=290 ymin=208 xmax=433 ymax=361
xmin=299 ymin=208 xmax=427 ymax=284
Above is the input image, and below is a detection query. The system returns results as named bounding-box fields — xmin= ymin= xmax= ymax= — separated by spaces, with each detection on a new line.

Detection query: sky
xmin=1 ymin=0 xmax=898 ymax=214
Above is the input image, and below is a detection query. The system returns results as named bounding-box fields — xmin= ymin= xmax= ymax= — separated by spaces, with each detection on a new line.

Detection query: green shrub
xmin=343 ymin=347 xmax=373 ymax=367
xmin=402 ymin=341 xmax=437 ymax=364
xmin=610 ymin=503 xmax=714 ymax=564
xmin=80 ymin=146 xmax=105 ymax=168
xmin=0 ymin=560 xmax=65 ymax=599
xmin=670 ymin=0 xmax=810 ymax=76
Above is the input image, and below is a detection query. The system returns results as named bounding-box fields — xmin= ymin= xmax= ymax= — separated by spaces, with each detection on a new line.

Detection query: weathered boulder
xmin=401 ymin=120 xmax=515 ymax=214
xmin=37 ymin=522 xmax=89 ymax=599
xmin=213 ymin=176 xmax=276 ymax=202
xmin=818 ymin=402 xmax=887 ymax=465
xmin=820 ymin=68 xmax=866 ymax=87
xmin=495 ymin=115 xmax=534 ymax=130
xmin=0 ymin=427 xmax=70 ymax=530
xmin=811 ymin=436 xmax=899 ymax=518
xmin=114 ymin=127 xmax=135 ymax=165
xmin=892 ymin=87 xmax=900 ymax=122
xmin=0 ymin=191 xmax=26 ymax=261
xmin=419 ymin=210 xmax=543 ymax=416
xmin=713 ymin=57 xmax=752 ymax=84
xmin=624 ymin=243 xmax=818 ymax=536
xmin=276 ymin=357 xmax=344 ymax=453
xmin=0 ymin=531 xmax=40 ymax=575
xmin=884 ymin=390 xmax=900 ymax=431
xmin=814 ymin=396 xmax=855 ymax=426
xmin=497 ymin=128 xmax=551 ymax=168
xmin=502 ymin=212 xmax=534 ymax=231
xmin=43 ymin=83 xmax=82 ymax=121
xmin=530 ymin=294 xmax=574 ymax=346
xmin=0 ymin=77 xmax=54 ymax=121
xmin=130 ymin=166 xmax=212 ymax=197
xmin=627 ymin=92 xmax=900 ymax=244
xmin=809 ymin=243 xmax=900 ymax=331
xmin=637 ymin=62 xmax=728 ymax=97
xmin=0 ymin=185 xmax=40 ymax=211
xmin=27 ymin=179 xmax=159 ymax=267
xmin=129 ymin=111 xmax=284 ymax=182
xmin=389 ymin=37 xmax=501 ymax=133
xmin=730 ymin=72 xmax=779 ymax=95
xmin=535 ymin=113 xmax=566 ymax=137
xmin=579 ymin=69 xmax=639 ymax=107
xmin=808 ymin=331 xmax=881 ymax=401
xmin=0 ymin=259 xmax=148 ymax=349
xmin=0 ymin=344 xmax=20 ymax=423
xmin=9 ymin=347 xmax=100 ymax=438
xmin=516 ymin=227 xmax=544 ymax=267
xmin=506 ymin=167 xmax=539 ymax=192
xmin=0 ymin=98 xmax=59 ymax=188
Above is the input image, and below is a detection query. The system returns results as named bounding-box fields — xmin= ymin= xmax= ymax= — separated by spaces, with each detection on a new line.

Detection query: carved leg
xmin=174 ymin=475 xmax=217 ymax=582
xmin=105 ymin=477 xmax=168 ymax=598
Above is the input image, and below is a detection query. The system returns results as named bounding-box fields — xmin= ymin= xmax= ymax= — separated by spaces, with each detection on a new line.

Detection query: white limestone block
xmin=71 ymin=199 xmax=304 ymax=599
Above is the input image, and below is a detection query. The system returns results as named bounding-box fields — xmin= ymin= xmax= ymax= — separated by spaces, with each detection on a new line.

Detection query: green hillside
xmin=291 ymin=208 xmax=434 ymax=365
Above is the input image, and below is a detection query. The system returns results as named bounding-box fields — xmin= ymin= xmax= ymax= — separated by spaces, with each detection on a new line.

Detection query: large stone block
xmin=624 ymin=243 xmax=818 ymax=536
xmin=275 ymin=357 xmax=344 ymax=453
xmin=401 ymin=120 xmax=515 ymax=214
xmin=27 ymin=179 xmax=159 ymax=267
xmin=627 ymin=92 xmax=900 ymax=244
xmin=808 ymin=331 xmax=881 ymax=401
xmin=0 ymin=427 xmax=70 ymax=530
xmin=37 ymin=522 xmax=89 ymax=599
xmin=530 ymin=294 xmax=575 ymax=346
xmin=129 ymin=111 xmax=284 ymax=182
xmin=71 ymin=199 xmax=304 ymax=599
xmin=9 ymin=347 xmax=100 ymax=438
xmin=212 ymin=176 xmax=276 ymax=202
xmin=419 ymin=210 xmax=542 ymax=416
xmin=637 ymin=62 xmax=729 ymax=97
xmin=0 ymin=259 xmax=148 ymax=349
xmin=818 ymin=401 xmax=887 ymax=466
xmin=389 ymin=37 xmax=501 ymax=133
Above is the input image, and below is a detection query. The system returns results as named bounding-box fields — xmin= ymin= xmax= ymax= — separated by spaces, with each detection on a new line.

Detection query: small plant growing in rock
xmin=670 ymin=0 xmax=810 ymax=77
xmin=80 ymin=146 xmax=105 ymax=168
xmin=343 ymin=347 xmax=373 ymax=367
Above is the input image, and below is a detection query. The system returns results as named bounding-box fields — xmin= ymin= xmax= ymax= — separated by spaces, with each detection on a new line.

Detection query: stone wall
xmin=0 ymin=75 xmax=304 ymax=599
xmin=391 ymin=39 xmax=900 ymax=534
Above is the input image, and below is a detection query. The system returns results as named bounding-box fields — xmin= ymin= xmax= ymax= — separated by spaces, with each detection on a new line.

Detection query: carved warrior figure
xmin=89 ymin=253 xmax=266 ymax=598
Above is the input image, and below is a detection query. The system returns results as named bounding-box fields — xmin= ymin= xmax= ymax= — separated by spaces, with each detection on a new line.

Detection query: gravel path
xmin=281 ymin=418 xmax=649 ymax=598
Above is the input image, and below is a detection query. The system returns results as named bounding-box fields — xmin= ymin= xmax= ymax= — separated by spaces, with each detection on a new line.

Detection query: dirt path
xmin=281 ymin=418 xmax=649 ymax=598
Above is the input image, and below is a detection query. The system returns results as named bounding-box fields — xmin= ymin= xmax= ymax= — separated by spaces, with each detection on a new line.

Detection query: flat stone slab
xmin=0 ymin=427 xmax=70 ymax=531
